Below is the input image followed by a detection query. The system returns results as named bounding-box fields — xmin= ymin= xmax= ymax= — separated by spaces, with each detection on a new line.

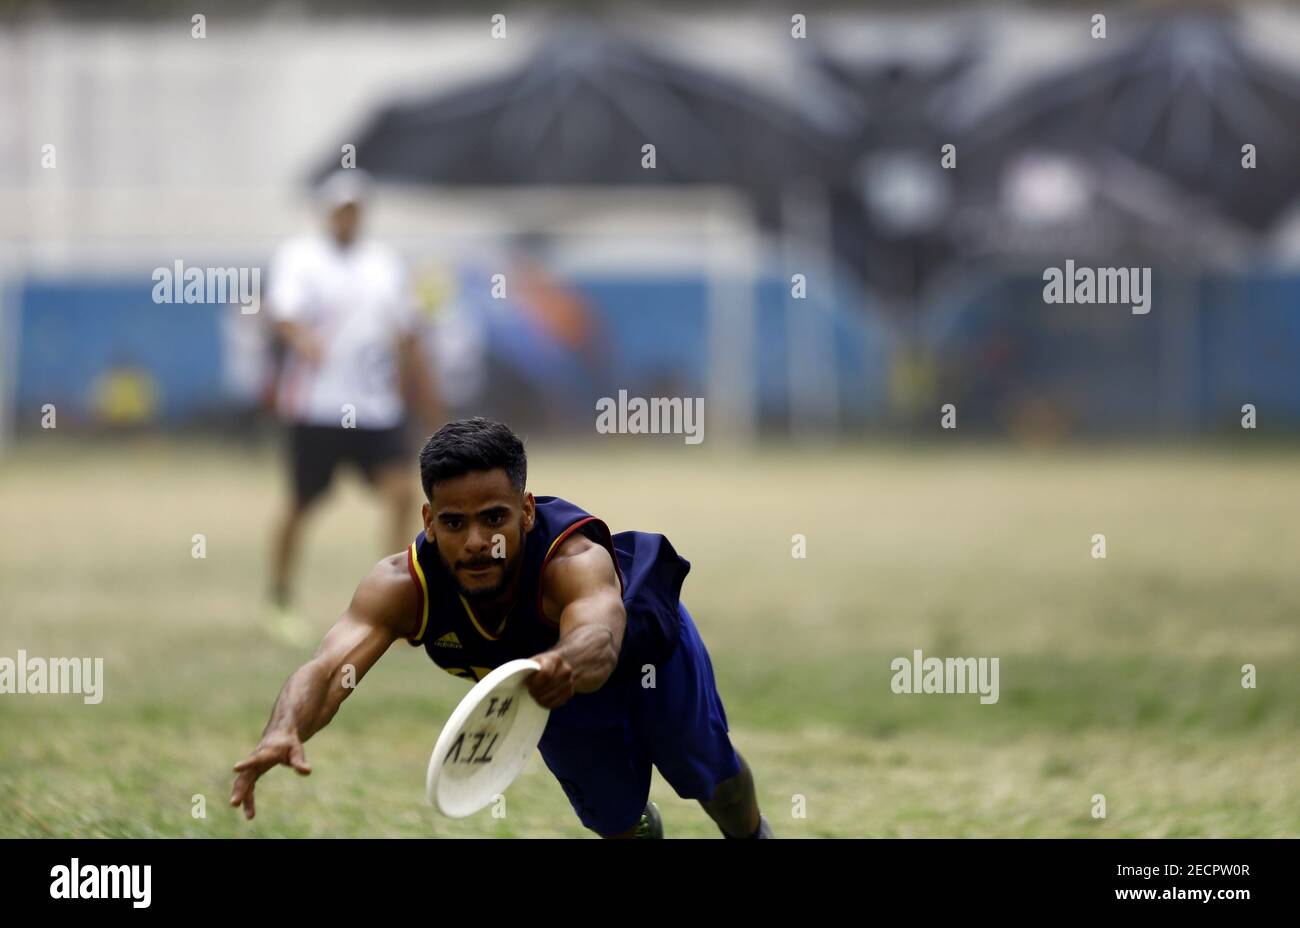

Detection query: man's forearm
xmin=262 ymin=659 xmax=346 ymax=742
xmin=550 ymin=624 xmax=620 ymax=694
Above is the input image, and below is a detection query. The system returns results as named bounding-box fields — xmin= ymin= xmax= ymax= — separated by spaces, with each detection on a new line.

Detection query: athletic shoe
xmin=266 ymin=603 xmax=313 ymax=647
xmin=633 ymin=801 xmax=664 ymax=839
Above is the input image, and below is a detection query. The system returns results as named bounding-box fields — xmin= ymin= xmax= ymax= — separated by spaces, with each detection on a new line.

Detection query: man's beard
xmin=446 ymin=527 xmax=525 ymax=603
xmin=455 ymin=556 xmax=519 ymax=602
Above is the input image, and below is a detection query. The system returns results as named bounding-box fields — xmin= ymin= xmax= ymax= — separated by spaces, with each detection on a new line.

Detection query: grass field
xmin=2 ymin=437 xmax=1298 ymax=837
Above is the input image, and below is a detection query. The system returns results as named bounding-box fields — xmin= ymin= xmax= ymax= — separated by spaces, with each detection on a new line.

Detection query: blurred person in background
xmin=266 ymin=169 xmax=442 ymax=643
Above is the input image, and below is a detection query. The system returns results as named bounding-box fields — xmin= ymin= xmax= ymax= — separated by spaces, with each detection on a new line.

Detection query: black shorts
xmin=287 ymin=423 xmax=409 ymax=507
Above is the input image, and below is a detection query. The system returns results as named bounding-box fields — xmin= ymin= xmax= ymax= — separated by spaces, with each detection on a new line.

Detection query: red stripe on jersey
xmin=536 ymin=517 xmax=625 ymax=627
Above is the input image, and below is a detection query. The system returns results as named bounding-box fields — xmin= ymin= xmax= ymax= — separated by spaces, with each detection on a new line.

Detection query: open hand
xmin=229 ymin=732 xmax=312 ymax=820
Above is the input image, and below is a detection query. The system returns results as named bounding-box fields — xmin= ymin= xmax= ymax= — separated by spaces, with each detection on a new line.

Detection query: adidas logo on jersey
xmin=433 ymin=631 xmax=462 ymax=650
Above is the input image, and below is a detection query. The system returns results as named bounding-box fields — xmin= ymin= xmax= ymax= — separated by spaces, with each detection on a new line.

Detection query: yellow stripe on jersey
xmin=543 ymin=531 xmax=568 ymax=562
xmin=460 ymin=594 xmax=509 ymax=641
xmin=409 ymin=542 xmax=430 ymax=644
xmin=447 ymin=666 xmax=494 ymax=683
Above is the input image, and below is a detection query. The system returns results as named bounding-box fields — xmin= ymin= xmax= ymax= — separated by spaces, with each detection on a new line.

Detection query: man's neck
xmin=463 ymin=567 xmax=524 ymax=630
xmin=465 ymin=593 xmax=513 ymax=632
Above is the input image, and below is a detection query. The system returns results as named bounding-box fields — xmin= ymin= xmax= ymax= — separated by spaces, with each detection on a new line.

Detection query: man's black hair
xmin=419 ymin=418 xmax=527 ymax=500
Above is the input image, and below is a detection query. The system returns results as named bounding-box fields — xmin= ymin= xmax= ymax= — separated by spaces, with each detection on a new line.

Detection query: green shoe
xmin=266 ymin=603 xmax=313 ymax=648
xmin=633 ymin=801 xmax=663 ymax=839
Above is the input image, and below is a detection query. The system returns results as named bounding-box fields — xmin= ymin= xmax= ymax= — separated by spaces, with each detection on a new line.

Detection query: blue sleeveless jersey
xmin=404 ymin=496 xmax=686 ymax=684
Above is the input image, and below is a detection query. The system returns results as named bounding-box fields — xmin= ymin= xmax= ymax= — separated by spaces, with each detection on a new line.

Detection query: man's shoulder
xmin=547 ymin=525 xmax=604 ymax=562
xmin=353 ymin=550 xmax=421 ymax=637
xmin=535 ymin=498 xmax=614 ymax=568
xmin=537 ymin=515 xmax=621 ymax=623
xmin=374 ymin=549 xmax=412 ymax=578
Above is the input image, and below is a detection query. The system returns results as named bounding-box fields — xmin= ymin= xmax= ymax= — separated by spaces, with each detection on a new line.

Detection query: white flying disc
xmin=426 ymin=658 xmax=550 ymax=818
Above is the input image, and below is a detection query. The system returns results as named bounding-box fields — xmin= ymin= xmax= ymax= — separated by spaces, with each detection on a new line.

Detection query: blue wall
xmin=931 ymin=272 xmax=1300 ymax=432
xmin=15 ymin=278 xmax=225 ymax=426
xmin=12 ymin=267 xmax=1297 ymax=434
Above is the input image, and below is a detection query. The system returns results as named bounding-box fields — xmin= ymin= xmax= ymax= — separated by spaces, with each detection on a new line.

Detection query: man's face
xmin=423 ymin=469 xmax=534 ymax=602
xmin=328 ymin=201 xmax=361 ymax=247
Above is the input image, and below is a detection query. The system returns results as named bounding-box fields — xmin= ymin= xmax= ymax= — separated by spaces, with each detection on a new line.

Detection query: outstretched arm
xmin=530 ymin=533 xmax=625 ymax=709
xmin=229 ymin=553 xmax=418 ymax=819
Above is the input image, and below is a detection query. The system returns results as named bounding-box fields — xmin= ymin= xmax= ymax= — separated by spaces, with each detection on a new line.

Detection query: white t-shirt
xmin=269 ymin=234 xmax=416 ymax=429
